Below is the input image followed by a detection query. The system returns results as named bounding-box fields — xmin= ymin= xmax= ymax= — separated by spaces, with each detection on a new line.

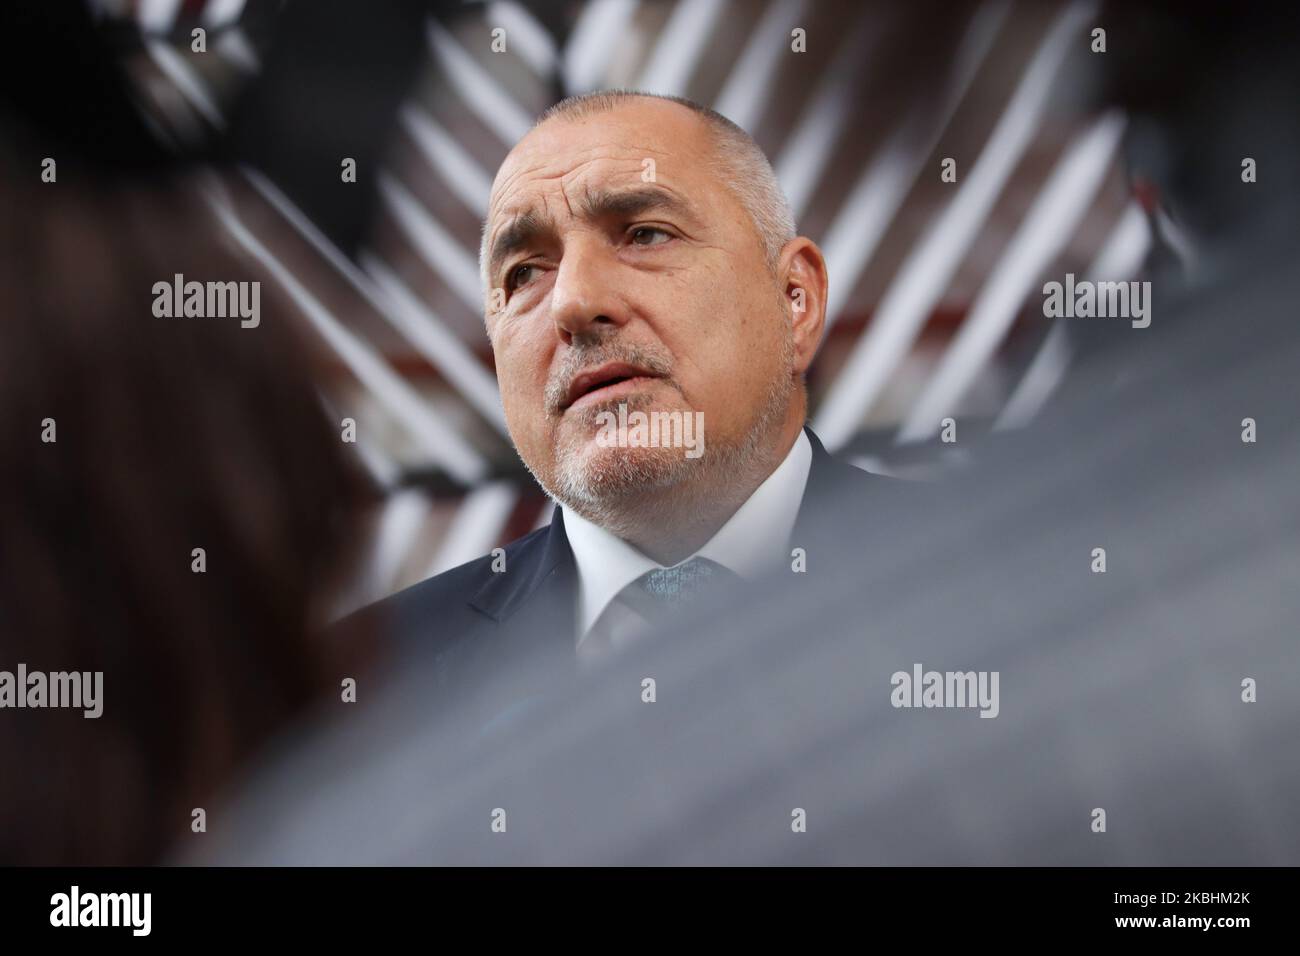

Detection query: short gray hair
xmin=480 ymin=90 xmax=796 ymax=291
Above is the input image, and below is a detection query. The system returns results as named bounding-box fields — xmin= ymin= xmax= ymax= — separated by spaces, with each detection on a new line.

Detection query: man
xmin=373 ymin=91 xmax=901 ymax=724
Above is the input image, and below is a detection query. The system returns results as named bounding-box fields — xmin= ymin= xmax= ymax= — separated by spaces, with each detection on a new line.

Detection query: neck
xmin=584 ymin=412 xmax=806 ymax=566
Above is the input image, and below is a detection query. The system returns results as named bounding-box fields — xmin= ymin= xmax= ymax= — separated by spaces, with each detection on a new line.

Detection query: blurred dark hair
xmin=0 ymin=158 xmax=375 ymax=864
xmin=1095 ymin=1 xmax=1300 ymax=244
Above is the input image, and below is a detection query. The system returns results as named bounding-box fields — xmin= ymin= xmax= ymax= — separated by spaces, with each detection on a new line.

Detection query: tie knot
xmin=634 ymin=557 xmax=736 ymax=608
xmin=580 ymin=557 xmax=742 ymax=665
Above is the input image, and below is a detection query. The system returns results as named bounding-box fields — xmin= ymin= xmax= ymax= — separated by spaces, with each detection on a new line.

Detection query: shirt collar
xmin=562 ymin=429 xmax=813 ymax=637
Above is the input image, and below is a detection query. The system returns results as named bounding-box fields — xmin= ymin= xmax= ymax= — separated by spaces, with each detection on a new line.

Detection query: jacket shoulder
xmin=381 ymin=523 xmax=551 ymax=618
xmin=340 ymin=523 xmax=554 ymax=653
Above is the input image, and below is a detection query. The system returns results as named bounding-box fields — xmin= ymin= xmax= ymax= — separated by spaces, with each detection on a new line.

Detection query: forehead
xmin=487 ymin=100 xmax=725 ymax=225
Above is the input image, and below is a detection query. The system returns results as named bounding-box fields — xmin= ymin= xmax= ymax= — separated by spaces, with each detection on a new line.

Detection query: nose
xmin=549 ymin=237 xmax=627 ymax=344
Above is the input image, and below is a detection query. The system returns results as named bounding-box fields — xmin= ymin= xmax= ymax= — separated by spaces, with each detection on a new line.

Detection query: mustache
xmin=545 ymin=342 xmax=675 ymax=414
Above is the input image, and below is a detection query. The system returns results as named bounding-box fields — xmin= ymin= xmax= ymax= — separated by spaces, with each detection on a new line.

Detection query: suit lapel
xmin=793 ymin=426 xmax=856 ymax=545
xmin=792 ymin=424 xmax=903 ymax=562
xmin=468 ymin=506 xmax=578 ymax=665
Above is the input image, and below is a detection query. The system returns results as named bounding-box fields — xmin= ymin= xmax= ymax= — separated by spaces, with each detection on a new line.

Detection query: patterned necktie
xmin=629 ymin=557 xmax=738 ymax=612
xmin=579 ymin=557 xmax=741 ymax=665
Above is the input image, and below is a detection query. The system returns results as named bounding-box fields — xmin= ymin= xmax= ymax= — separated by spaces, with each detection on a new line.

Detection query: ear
xmin=777 ymin=237 xmax=828 ymax=375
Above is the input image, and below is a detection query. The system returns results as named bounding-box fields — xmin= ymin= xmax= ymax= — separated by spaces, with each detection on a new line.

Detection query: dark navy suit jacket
xmin=361 ymin=426 xmax=904 ymax=734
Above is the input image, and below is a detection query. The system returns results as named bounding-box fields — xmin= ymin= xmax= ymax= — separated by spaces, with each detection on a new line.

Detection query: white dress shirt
xmin=563 ymin=430 xmax=813 ymax=658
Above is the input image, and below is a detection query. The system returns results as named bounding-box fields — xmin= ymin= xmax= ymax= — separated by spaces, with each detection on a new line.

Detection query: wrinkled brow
xmin=486 ymin=187 xmax=695 ymax=283
xmin=486 ymin=211 xmax=550 ymax=285
xmin=577 ymin=186 xmax=693 ymax=223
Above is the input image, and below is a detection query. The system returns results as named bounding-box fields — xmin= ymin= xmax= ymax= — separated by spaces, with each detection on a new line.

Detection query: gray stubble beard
xmin=536 ymin=326 xmax=798 ymax=540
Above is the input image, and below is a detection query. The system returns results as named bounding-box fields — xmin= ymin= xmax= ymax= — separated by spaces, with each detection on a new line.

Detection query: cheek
xmin=664 ymin=266 xmax=782 ymax=402
xmin=495 ymin=340 xmax=553 ymax=444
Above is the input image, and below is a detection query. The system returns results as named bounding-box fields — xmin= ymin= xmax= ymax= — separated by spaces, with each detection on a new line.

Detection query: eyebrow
xmin=486 ymin=212 xmax=548 ymax=286
xmin=486 ymin=186 xmax=697 ymax=285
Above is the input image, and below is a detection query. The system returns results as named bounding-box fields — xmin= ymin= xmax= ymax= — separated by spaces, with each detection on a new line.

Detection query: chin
xmin=553 ymin=439 xmax=695 ymax=508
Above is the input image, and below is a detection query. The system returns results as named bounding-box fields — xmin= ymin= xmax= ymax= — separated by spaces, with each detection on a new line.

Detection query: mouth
xmin=561 ymin=361 xmax=664 ymax=412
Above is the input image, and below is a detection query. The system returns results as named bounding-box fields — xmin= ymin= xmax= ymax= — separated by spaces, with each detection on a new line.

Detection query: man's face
xmin=483 ymin=99 xmax=800 ymax=510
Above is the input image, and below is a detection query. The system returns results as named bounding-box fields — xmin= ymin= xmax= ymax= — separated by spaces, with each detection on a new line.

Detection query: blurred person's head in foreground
xmin=0 ymin=159 xmax=372 ymax=865
xmin=481 ymin=91 xmax=829 ymax=565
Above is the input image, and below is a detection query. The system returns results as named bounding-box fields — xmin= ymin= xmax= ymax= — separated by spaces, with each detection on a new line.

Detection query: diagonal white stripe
xmin=204 ymin=179 xmax=489 ymax=485
xmin=367 ymin=488 xmax=435 ymax=602
xmin=426 ymin=481 xmax=520 ymax=577
xmin=428 ymin=17 xmax=533 ymax=145
xmin=215 ymin=28 xmax=261 ymax=73
xmin=317 ymin=390 xmax=402 ymax=490
xmin=993 ymin=202 xmax=1150 ymax=432
xmin=202 ymin=0 xmax=248 ymax=28
xmin=400 ymin=103 xmax=493 ymax=217
xmin=563 ymin=0 xmax=639 ymax=94
xmin=145 ymin=39 xmax=227 ymax=130
xmin=138 ymin=0 xmax=183 ymax=34
xmin=713 ymin=0 xmax=808 ymax=132
xmin=1085 ymin=201 xmax=1150 ymax=282
xmin=990 ymin=319 xmax=1072 ymax=433
xmin=488 ymin=1 xmax=559 ymax=76
xmin=241 ymin=168 xmax=507 ymax=438
xmin=774 ymin=12 xmax=876 ymax=220
xmin=896 ymin=111 xmax=1126 ymax=444
xmin=821 ymin=0 xmax=1009 ymax=332
xmin=363 ymin=253 xmax=508 ymax=435
xmin=813 ymin=1 xmax=1097 ymax=450
xmin=637 ymin=0 xmax=729 ymax=96
xmin=378 ymin=173 xmax=484 ymax=315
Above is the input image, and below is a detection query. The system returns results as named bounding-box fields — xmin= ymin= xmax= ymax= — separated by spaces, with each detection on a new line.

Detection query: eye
xmin=507 ymin=263 xmax=538 ymax=291
xmin=628 ymin=226 xmax=673 ymax=246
